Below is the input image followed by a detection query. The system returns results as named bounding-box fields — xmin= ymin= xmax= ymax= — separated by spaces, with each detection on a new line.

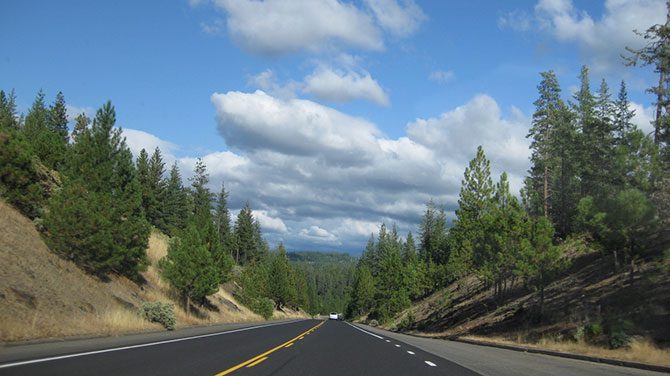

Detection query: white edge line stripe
xmin=425 ymin=361 xmax=437 ymax=367
xmin=395 ymin=344 xmax=401 ymax=347
xmin=407 ymin=351 xmax=415 ymax=355
xmin=0 ymin=320 xmax=303 ymax=369
xmin=345 ymin=322 xmax=384 ymax=340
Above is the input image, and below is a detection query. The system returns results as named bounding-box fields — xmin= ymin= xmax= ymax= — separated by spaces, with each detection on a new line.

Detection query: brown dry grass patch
xmin=0 ymin=202 xmax=306 ymax=342
xmin=461 ymin=335 xmax=670 ymax=367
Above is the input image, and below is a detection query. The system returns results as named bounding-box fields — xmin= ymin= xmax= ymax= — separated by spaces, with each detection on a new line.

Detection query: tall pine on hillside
xmin=0 ymin=90 xmax=44 ymax=217
xmin=44 ymin=101 xmax=150 ymax=278
xmin=215 ymin=182 xmax=237 ymax=257
xmin=23 ymin=90 xmax=68 ymax=170
xmin=269 ymin=243 xmax=296 ymax=309
xmin=147 ymin=148 xmax=167 ymax=230
xmin=160 ymin=223 xmax=220 ymax=314
xmin=188 ymin=159 xmax=232 ymax=283
xmin=235 ymin=202 xmax=259 ymax=264
xmin=448 ymin=146 xmax=494 ymax=278
xmin=163 ymin=162 xmax=189 ymax=236
xmin=524 ymin=71 xmax=562 ymax=218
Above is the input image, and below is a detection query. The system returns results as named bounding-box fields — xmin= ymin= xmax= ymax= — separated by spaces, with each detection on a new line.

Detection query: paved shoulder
xmin=356 ymin=324 xmax=669 ymax=376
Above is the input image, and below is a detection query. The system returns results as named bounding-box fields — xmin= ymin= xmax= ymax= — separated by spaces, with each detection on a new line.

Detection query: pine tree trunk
xmin=539 ymin=284 xmax=545 ymax=319
xmin=543 ymin=164 xmax=549 ymax=217
xmin=655 ymin=70 xmax=664 ymax=145
xmin=613 ymin=249 xmax=619 ymax=271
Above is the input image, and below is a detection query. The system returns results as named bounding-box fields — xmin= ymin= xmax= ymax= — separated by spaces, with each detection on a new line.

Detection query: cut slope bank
xmin=379 ymin=249 xmax=670 ymax=366
xmin=0 ymin=200 xmax=305 ymax=342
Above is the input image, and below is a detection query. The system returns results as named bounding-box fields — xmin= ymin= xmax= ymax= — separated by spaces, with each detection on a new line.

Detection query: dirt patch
xmin=10 ymin=287 xmax=37 ymax=309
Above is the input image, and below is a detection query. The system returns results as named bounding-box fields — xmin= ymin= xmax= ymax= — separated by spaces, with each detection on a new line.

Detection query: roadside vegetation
xmin=346 ymin=12 xmax=670 ymax=363
xmin=0 ymin=90 xmax=318 ymax=335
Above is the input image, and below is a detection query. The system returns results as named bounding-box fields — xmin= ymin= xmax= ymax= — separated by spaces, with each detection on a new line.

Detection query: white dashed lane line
xmin=345 ymin=323 xmax=438 ymax=369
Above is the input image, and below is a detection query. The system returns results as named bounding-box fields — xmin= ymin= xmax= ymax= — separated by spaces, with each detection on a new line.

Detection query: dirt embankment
xmin=382 ymin=248 xmax=670 ymax=366
xmin=0 ymin=200 xmax=305 ymax=342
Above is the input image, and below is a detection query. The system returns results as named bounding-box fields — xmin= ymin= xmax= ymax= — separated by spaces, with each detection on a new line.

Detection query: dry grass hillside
xmin=382 ymin=249 xmax=670 ymax=366
xmin=0 ymin=200 xmax=305 ymax=343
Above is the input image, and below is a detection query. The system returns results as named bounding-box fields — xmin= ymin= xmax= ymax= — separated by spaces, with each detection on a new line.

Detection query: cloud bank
xmin=124 ymin=90 xmax=532 ymax=252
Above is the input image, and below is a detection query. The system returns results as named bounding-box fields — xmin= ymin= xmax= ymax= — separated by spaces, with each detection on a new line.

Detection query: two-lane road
xmin=0 ymin=319 xmax=666 ymax=375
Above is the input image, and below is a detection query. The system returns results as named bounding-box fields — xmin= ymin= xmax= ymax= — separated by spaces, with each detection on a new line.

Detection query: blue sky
xmin=1 ymin=0 xmax=663 ymax=253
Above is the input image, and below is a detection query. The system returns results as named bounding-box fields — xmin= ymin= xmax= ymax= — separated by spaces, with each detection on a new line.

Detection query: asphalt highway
xmin=0 ymin=319 xmax=664 ymax=376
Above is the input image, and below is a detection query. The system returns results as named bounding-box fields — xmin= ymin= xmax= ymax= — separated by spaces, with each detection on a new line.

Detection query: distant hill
xmin=287 ymin=251 xmax=356 ymax=264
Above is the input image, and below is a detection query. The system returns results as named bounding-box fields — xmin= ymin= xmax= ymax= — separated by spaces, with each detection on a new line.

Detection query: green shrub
xmin=141 ymin=302 xmax=176 ymax=330
xmin=605 ymin=318 xmax=633 ymax=349
xmin=609 ymin=331 xmax=631 ymax=349
xmin=585 ymin=322 xmax=603 ymax=340
xmin=574 ymin=325 xmax=585 ymax=342
xmin=397 ymin=312 xmax=415 ymax=331
xmin=368 ymin=319 xmax=379 ymax=327
xmin=251 ymin=297 xmax=274 ymax=320
xmin=662 ymin=248 xmax=670 ymax=273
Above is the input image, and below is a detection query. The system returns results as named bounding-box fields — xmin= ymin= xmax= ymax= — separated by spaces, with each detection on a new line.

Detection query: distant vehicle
xmin=338 ymin=313 xmax=343 ymax=320
xmin=329 ymin=312 xmax=339 ymax=320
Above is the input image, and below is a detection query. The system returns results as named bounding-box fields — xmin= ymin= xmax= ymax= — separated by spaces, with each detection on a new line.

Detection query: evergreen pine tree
xmin=613 ymin=81 xmax=636 ymax=144
xmin=147 ymin=147 xmax=167 ymax=230
xmin=72 ymin=112 xmax=90 ymax=141
xmin=163 ymin=162 xmax=188 ymax=236
xmin=215 ymin=182 xmax=237 ymax=257
xmin=235 ymin=202 xmax=257 ymax=264
xmin=448 ymin=146 xmax=494 ymax=277
xmin=44 ymin=101 xmax=150 ymax=278
xmin=372 ymin=223 xmax=410 ymax=323
xmin=0 ymin=90 xmax=19 ymax=129
xmin=347 ymin=264 xmax=375 ymax=317
xmin=0 ymin=116 xmax=44 ymax=218
xmin=49 ymin=91 xmax=69 ymax=144
xmin=190 ymin=158 xmax=213 ymax=225
xmin=159 ymin=223 xmax=220 ymax=314
xmin=187 ymin=159 xmax=232 ymax=283
xmin=136 ymin=149 xmax=151 ymax=218
xmin=402 ymin=232 xmax=417 ymax=264
xmin=21 ymin=90 xmax=68 ymax=170
xmin=526 ymin=71 xmax=562 ymax=217
xmin=269 ymin=243 xmax=296 ymax=309
xmin=518 ymin=216 xmax=566 ymax=317
xmin=625 ymin=5 xmax=670 ymax=156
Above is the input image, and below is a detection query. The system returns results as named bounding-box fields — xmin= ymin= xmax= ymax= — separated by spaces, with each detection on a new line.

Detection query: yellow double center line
xmin=215 ymin=320 xmax=325 ymax=375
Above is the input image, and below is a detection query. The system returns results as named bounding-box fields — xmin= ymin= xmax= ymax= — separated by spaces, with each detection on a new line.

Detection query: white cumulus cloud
xmin=303 ymin=67 xmax=390 ymax=106
xmin=122 ymin=128 xmax=178 ymax=162
xmin=364 ymin=0 xmax=426 ymax=37
xmin=504 ymin=0 xmax=666 ymax=72
xmin=253 ymin=210 xmax=289 ymax=233
xmin=128 ymin=91 xmax=533 ymax=251
xmin=630 ymin=101 xmax=655 ymax=136
xmin=212 ymin=0 xmax=383 ymax=55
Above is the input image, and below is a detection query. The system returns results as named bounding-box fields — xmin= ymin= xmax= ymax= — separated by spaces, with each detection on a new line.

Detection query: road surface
xmin=0 ymin=319 xmax=666 ymax=375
